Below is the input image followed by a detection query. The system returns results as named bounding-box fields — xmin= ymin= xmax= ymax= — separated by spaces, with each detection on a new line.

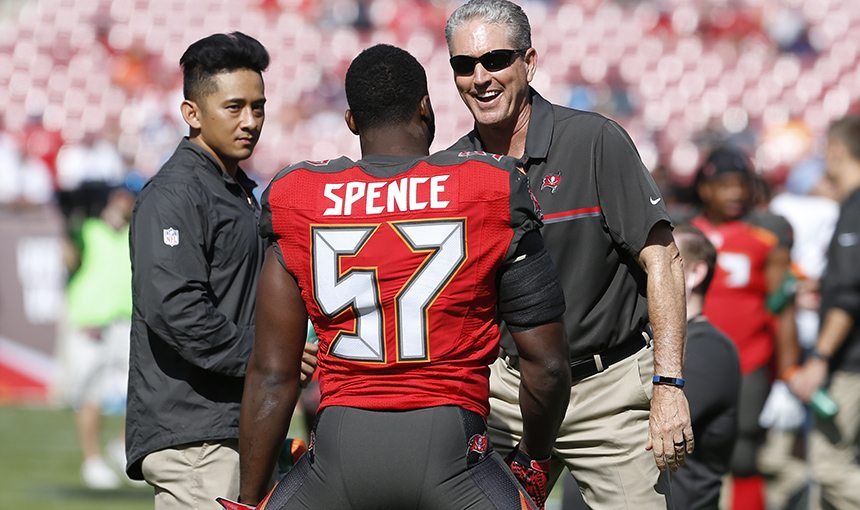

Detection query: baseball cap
xmin=695 ymin=145 xmax=754 ymax=185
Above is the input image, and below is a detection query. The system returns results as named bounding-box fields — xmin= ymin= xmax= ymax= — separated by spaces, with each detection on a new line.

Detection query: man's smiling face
xmin=449 ymin=20 xmax=536 ymax=130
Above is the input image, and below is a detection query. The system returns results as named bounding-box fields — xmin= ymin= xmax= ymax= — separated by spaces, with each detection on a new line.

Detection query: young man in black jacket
xmin=126 ymin=32 xmax=268 ymax=509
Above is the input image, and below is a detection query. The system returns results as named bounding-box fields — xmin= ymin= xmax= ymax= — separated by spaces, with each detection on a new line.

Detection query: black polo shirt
xmin=451 ymin=89 xmax=670 ymax=357
xmin=820 ymin=187 xmax=860 ymax=373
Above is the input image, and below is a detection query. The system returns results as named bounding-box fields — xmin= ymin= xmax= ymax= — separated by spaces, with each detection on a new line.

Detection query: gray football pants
xmin=262 ymin=405 xmax=536 ymax=510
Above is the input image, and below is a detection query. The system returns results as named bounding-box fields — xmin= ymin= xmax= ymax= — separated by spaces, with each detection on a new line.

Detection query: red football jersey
xmin=692 ymin=216 xmax=778 ymax=374
xmin=260 ymin=151 xmax=541 ymax=417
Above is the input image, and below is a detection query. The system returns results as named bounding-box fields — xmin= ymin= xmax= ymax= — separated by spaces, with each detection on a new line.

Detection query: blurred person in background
xmin=0 ymin=115 xmax=54 ymax=208
xmin=0 ymin=118 xmax=26 ymax=206
xmin=770 ymin=158 xmax=840 ymax=350
xmin=789 ymin=115 xmax=860 ymax=510
xmin=55 ymin=131 xmax=125 ymax=193
xmin=673 ymin=224 xmax=741 ymax=509
xmin=746 ymin=171 xmax=809 ymax=510
xmin=20 ymin=114 xmax=64 ymax=188
xmin=125 ymin=32 xmax=268 ymax=509
xmin=56 ymin=182 xmax=136 ymax=489
xmin=446 ymin=1 xmax=691 ymax=507
xmin=764 ymin=157 xmax=840 ymax=509
xmin=691 ymin=146 xmax=801 ymax=510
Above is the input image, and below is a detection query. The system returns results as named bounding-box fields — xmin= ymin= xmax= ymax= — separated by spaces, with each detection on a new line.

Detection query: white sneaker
xmin=107 ymin=440 xmax=126 ymax=472
xmin=106 ymin=440 xmax=147 ymax=487
xmin=82 ymin=456 xmax=120 ymax=490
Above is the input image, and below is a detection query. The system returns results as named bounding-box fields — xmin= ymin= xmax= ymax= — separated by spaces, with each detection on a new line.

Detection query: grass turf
xmin=0 ymin=405 xmax=151 ymax=510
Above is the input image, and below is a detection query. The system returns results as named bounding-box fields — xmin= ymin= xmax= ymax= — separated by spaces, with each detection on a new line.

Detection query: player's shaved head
xmin=345 ymin=44 xmax=429 ymax=132
xmin=445 ymin=0 xmax=532 ymax=51
xmin=180 ymin=32 xmax=269 ymax=101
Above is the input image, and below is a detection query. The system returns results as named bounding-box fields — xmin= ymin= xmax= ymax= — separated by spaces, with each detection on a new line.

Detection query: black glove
xmin=505 ymin=445 xmax=551 ymax=510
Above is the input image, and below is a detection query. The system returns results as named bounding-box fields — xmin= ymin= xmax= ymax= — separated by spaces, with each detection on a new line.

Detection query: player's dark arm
xmin=499 ymin=232 xmax=570 ymax=459
xmin=512 ymin=322 xmax=569 ymax=459
xmin=239 ymin=246 xmax=308 ymax=505
xmin=637 ymin=221 xmax=694 ymax=470
xmin=133 ymin=184 xmax=252 ymax=376
xmin=765 ymin=245 xmax=800 ymax=379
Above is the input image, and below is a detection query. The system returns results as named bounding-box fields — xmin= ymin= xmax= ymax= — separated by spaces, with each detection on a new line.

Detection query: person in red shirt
xmin=235 ymin=44 xmax=570 ymax=510
xmin=691 ymin=146 xmax=799 ymax=510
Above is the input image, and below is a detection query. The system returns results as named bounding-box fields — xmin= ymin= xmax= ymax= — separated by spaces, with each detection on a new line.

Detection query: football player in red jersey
xmin=691 ymin=146 xmax=800 ymax=510
xmin=235 ymin=44 xmax=569 ymax=510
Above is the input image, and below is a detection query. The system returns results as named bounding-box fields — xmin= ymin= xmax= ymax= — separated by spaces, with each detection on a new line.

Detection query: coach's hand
xmin=646 ymin=385 xmax=694 ymax=471
xmin=299 ymin=342 xmax=319 ymax=388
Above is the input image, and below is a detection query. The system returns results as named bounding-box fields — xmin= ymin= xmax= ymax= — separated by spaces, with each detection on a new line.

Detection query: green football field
xmin=0 ymin=405 xmax=566 ymax=509
xmin=0 ymin=405 xmax=151 ymax=509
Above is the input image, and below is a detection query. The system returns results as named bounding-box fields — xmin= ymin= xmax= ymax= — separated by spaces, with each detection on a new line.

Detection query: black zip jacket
xmin=125 ymin=138 xmax=265 ymax=479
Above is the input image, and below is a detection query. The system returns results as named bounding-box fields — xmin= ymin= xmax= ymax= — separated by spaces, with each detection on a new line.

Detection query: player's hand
xmin=505 ymin=445 xmax=551 ymax=510
xmin=300 ymin=341 xmax=319 ymax=388
xmin=216 ymin=497 xmax=255 ymax=510
xmin=788 ymin=358 xmax=828 ymax=403
xmin=646 ymin=384 xmax=694 ymax=471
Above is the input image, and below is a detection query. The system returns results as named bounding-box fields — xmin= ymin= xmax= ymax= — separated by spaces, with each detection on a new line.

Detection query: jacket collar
xmin=179 ymin=137 xmax=258 ymax=190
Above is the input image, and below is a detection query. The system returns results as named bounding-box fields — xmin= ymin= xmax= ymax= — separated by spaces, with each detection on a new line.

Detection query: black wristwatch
xmin=810 ymin=348 xmax=830 ymax=361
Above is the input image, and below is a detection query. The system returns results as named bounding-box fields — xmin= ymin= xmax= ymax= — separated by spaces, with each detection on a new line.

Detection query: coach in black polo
xmin=445 ymin=1 xmax=691 ymax=507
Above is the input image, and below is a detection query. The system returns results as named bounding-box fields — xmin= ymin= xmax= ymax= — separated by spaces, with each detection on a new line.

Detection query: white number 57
xmin=312 ymin=220 xmax=466 ymax=363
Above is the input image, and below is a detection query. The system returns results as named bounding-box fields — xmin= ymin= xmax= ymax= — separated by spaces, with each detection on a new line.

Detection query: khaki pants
xmin=487 ymin=345 xmax=671 ymax=509
xmin=141 ymin=440 xmax=239 ymax=510
xmin=809 ymin=371 xmax=860 ymax=510
xmin=759 ymin=429 xmax=807 ymax=509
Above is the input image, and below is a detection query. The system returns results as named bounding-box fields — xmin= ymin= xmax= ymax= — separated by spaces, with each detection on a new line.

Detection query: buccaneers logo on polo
xmin=540 ymin=171 xmax=562 ymax=193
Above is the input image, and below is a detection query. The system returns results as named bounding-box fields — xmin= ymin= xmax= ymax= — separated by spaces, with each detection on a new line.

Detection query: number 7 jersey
xmin=259 ymin=150 xmax=542 ymax=417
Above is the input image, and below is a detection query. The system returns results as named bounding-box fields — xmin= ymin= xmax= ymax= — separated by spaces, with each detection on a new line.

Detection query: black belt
xmin=503 ymin=329 xmax=650 ymax=382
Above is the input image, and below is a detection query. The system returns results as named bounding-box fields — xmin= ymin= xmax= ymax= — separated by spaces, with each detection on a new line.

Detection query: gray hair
xmin=445 ymin=0 xmax=532 ymax=53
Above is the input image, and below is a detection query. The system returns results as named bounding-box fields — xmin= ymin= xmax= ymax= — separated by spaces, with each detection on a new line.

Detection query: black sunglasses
xmin=449 ymin=49 xmax=527 ymax=75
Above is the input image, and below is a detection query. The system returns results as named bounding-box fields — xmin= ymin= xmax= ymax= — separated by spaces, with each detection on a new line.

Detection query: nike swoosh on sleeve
xmin=650 ymin=197 xmax=662 ymax=205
